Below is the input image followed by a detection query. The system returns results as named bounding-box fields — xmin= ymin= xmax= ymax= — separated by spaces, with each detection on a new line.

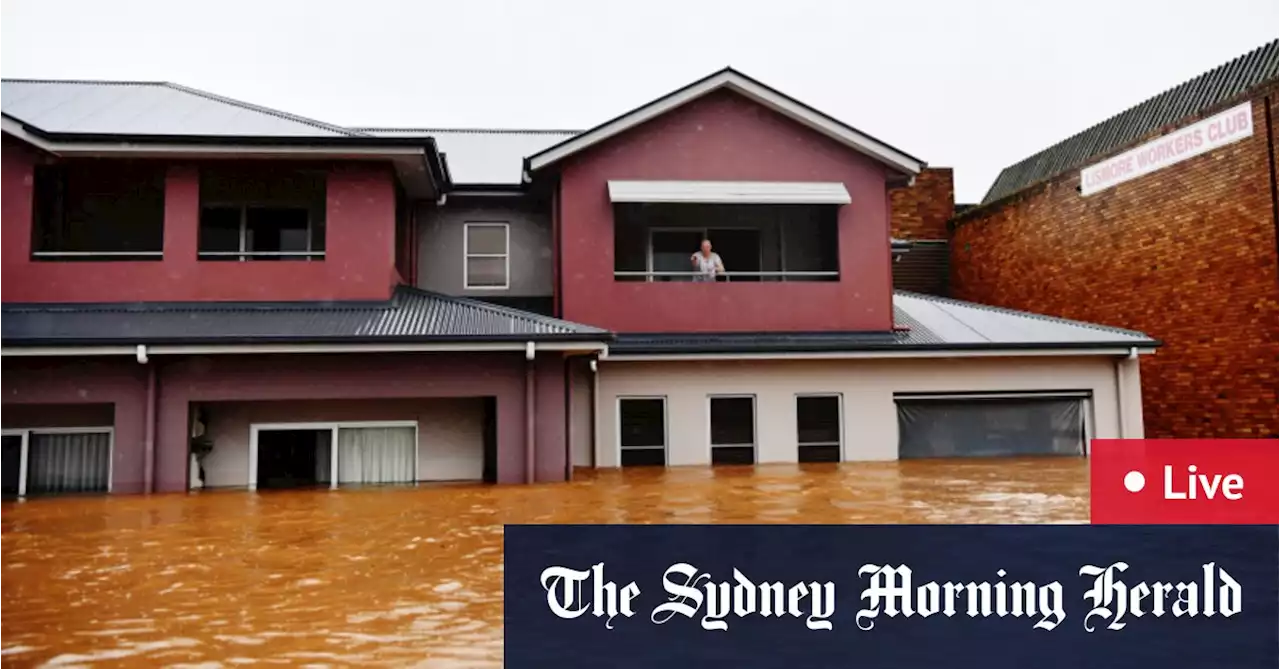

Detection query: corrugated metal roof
xmin=611 ymin=291 xmax=1156 ymax=354
xmin=1 ymin=79 xmax=360 ymax=137
xmin=1 ymin=286 xmax=608 ymax=346
xmin=356 ymin=128 xmax=579 ymax=185
xmin=981 ymin=40 xmax=1278 ymax=205
xmin=892 ymin=291 xmax=1154 ymax=346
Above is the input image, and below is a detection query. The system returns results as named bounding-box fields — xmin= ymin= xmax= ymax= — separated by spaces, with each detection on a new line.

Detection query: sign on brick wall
xmin=1080 ymin=102 xmax=1253 ymax=196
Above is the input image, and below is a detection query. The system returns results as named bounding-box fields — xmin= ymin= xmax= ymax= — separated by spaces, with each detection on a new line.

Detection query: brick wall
xmin=890 ymin=167 xmax=954 ymax=240
xmin=950 ymin=87 xmax=1279 ymax=438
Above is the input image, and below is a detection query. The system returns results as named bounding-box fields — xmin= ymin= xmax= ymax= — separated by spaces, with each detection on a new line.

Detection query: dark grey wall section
xmin=415 ymin=197 xmax=554 ymax=297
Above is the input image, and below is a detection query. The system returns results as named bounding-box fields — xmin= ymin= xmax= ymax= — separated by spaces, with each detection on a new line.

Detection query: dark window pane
xmin=2 ymin=435 xmax=22 ymax=497
xmin=711 ymin=446 xmax=754 ymax=465
xmin=466 ymin=225 xmax=507 ymax=255
xmin=199 ymin=207 xmax=242 ymax=259
xmin=621 ymin=448 xmax=666 ymax=467
xmin=466 ymin=257 xmax=507 ymax=287
xmin=27 ymin=432 xmax=110 ymax=495
xmin=246 ymin=207 xmax=310 ymax=258
xmin=798 ymin=444 xmax=841 ymax=463
xmin=797 ymin=395 xmax=841 ymax=445
xmin=710 ymin=397 xmax=754 ymax=446
xmin=32 ymin=162 xmax=165 ymax=259
xmin=619 ymin=399 xmax=665 ymax=448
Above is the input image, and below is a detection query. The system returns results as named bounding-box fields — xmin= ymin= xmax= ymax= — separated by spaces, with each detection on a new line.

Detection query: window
xmin=198 ymin=168 xmax=325 ymax=261
xmin=618 ymin=398 xmax=666 ymax=467
xmin=612 ymin=203 xmax=839 ymax=282
xmin=464 ymin=222 xmax=510 ymax=289
xmin=32 ymin=162 xmax=166 ymax=261
xmin=709 ymin=395 xmax=756 ymax=465
xmin=1 ymin=428 xmax=112 ymax=497
xmin=895 ymin=393 xmax=1088 ymax=459
xmin=797 ymin=395 xmax=842 ymax=463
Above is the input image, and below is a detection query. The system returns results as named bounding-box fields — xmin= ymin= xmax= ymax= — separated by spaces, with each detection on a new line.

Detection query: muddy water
xmin=2 ymin=459 xmax=1088 ymax=667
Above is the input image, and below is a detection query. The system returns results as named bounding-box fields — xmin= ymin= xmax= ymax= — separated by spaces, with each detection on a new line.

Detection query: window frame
xmin=796 ymin=393 xmax=844 ymax=463
xmin=248 ymin=420 xmax=420 ymax=492
xmin=197 ymin=201 xmax=324 ymax=261
xmin=463 ymin=221 xmax=511 ymax=290
xmin=706 ymin=394 xmax=757 ymax=465
xmin=1 ymin=426 xmax=115 ymax=497
xmin=30 ymin=163 xmax=166 ymax=262
xmin=616 ymin=396 xmax=668 ymax=468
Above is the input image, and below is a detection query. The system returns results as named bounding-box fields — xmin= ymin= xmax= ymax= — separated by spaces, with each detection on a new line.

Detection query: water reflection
xmin=2 ymin=458 xmax=1087 ymax=666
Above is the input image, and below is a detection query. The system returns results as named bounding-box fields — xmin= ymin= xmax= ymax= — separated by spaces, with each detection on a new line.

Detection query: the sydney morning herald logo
xmin=539 ymin=560 xmax=1242 ymax=632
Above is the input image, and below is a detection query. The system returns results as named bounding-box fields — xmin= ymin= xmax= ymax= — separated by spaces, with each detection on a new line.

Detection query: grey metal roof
xmin=356 ymin=128 xmax=579 ymax=185
xmin=893 ymin=291 xmax=1156 ymax=347
xmin=1 ymin=79 xmax=361 ymax=137
xmin=611 ymin=291 xmax=1157 ymax=354
xmin=981 ymin=40 xmax=1278 ymax=205
xmin=1 ymin=286 xmax=608 ymax=346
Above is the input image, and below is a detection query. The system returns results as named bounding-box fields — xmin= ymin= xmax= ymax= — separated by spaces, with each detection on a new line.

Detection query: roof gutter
xmin=603 ymin=347 xmax=1156 ymax=362
xmin=1 ymin=116 xmax=448 ymax=198
xmin=1 ymin=341 xmax=610 ymax=357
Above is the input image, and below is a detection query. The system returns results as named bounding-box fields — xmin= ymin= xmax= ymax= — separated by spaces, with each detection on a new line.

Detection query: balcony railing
xmin=614 ymin=271 xmax=838 ymax=282
xmin=31 ymin=251 xmax=164 ymax=261
xmin=197 ymin=251 xmax=326 ymax=261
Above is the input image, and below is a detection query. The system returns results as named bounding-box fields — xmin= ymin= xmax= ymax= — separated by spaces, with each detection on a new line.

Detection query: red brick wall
xmin=890 ymin=167 xmax=954 ymax=239
xmin=951 ymin=88 xmax=1279 ymax=438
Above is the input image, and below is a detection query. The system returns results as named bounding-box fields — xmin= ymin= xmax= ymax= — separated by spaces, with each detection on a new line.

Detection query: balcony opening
xmin=31 ymin=161 xmax=166 ymax=261
xmin=198 ymin=167 xmax=326 ymax=261
xmin=613 ymin=203 xmax=839 ymax=282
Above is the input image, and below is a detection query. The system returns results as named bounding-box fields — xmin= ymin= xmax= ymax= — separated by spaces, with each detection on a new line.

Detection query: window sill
xmin=31 ymin=252 xmax=164 ymax=262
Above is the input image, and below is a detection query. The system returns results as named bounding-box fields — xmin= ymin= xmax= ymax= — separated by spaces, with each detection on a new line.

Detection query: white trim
xmin=609 ymin=180 xmax=851 ymax=205
xmin=894 ymin=391 xmax=1092 ymax=400
xmin=604 ymin=348 xmax=1155 ymax=363
xmin=616 ymin=396 xmax=668 ymax=468
xmin=2 ymin=426 xmax=114 ymax=497
xmin=795 ymin=393 xmax=844 ymax=460
xmin=1 ymin=118 xmax=427 ymax=159
xmin=527 ymin=70 xmax=923 ymax=175
xmin=3 ymin=341 xmax=609 ymax=357
xmin=463 ymin=222 xmax=511 ymax=290
xmin=248 ymin=420 xmax=419 ymax=492
xmin=707 ymin=394 xmax=757 ymax=464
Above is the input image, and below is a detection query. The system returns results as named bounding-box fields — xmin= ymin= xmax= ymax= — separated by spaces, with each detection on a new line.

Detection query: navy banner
xmin=504 ymin=525 xmax=1278 ymax=668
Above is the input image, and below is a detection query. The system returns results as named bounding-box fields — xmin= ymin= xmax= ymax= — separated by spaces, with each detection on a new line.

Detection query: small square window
xmin=710 ymin=396 xmax=755 ymax=465
xmin=464 ymin=223 xmax=509 ymax=289
xmin=619 ymin=398 xmax=665 ymax=467
xmin=797 ymin=395 xmax=842 ymax=463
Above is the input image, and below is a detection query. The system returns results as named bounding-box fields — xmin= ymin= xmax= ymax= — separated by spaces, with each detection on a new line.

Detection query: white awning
xmin=607 ymin=180 xmax=851 ymax=205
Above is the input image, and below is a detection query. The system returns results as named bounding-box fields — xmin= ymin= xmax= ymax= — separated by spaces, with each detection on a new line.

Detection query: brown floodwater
xmin=2 ymin=459 xmax=1088 ymax=667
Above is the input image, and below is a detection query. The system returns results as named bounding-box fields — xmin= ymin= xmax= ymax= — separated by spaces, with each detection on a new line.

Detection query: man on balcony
xmin=689 ymin=239 xmax=726 ymax=282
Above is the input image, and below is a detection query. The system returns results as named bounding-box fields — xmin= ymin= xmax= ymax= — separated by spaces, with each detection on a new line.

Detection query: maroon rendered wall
xmin=1 ymin=139 xmax=401 ymax=304
xmin=1 ymin=358 xmax=150 ymax=493
xmin=1 ymin=352 xmax=570 ymax=494
xmin=556 ymin=90 xmax=897 ymax=333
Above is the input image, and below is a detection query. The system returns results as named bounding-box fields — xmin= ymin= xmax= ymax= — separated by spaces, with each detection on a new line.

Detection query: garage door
xmin=896 ymin=394 xmax=1086 ymax=458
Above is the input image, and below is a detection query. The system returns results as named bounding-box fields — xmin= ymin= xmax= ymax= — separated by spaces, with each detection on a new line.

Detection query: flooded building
xmin=1 ymin=69 xmax=1157 ymax=497
xmin=951 ymin=40 xmax=1278 ymax=439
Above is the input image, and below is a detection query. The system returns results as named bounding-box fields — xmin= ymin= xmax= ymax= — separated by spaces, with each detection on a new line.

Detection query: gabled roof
xmin=357 ymin=127 xmax=578 ymax=185
xmin=980 ymin=40 xmax=1278 ymax=206
xmin=1 ymin=286 xmax=609 ymax=347
xmin=609 ymin=291 xmax=1157 ymax=355
xmin=1 ymin=79 xmax=360 ymax=137
xmin=525 ymin=68 xmax=926 ymax=177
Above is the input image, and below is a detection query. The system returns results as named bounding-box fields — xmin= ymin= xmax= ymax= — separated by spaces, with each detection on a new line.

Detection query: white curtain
xmin=337 ymin=427 xmax=415 ymax=485
xmin=28 ymin=432 xmax=111 ymax=494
